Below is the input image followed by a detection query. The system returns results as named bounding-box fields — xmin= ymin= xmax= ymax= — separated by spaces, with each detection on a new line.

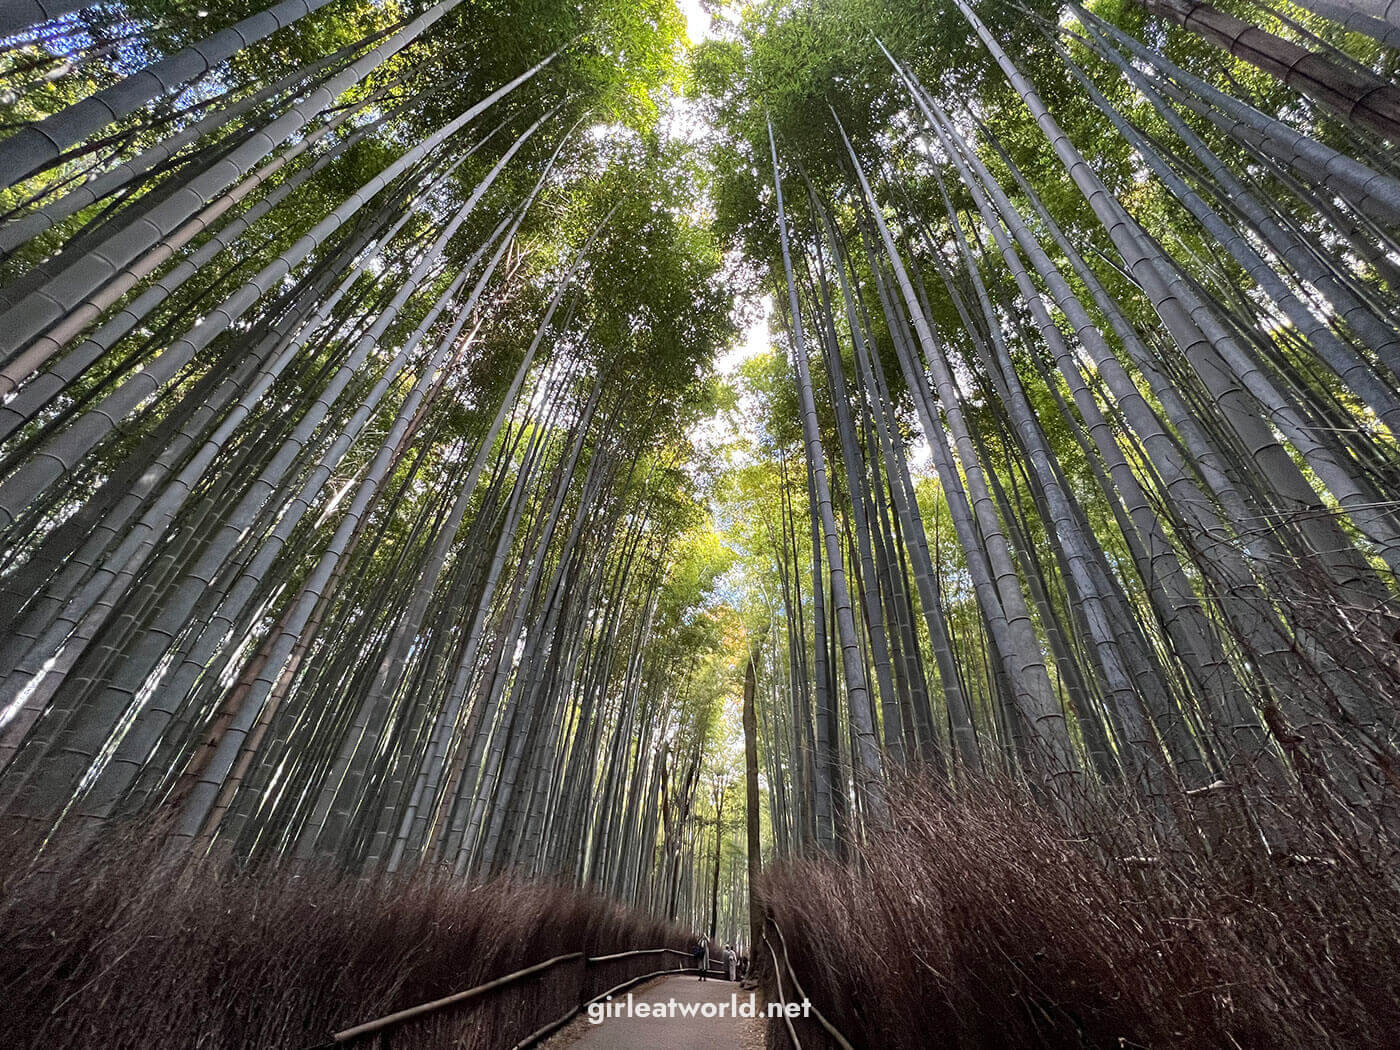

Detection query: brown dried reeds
xmin=0 ymin=827 xmax=685 ymax=1050
xmin=760 ymin=776 xmax=1400 ymax=1049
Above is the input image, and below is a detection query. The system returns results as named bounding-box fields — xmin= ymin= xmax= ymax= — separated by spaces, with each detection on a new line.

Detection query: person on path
xmin=694 ymin=936 xmax=709 ymax=980
xmin=724 ymin=944 xmax=737 ymax=981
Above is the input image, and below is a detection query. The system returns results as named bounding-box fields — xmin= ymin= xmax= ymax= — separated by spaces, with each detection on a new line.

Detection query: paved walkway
xmin=543 ymin=975 xmax=765 ymax=1050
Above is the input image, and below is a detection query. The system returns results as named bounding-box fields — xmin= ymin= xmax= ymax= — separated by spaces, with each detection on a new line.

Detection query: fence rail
xmin=308 ymin=945 xmax=725 ymax=1049
xmin=766 ymin=919 xmax=854 ymax=1050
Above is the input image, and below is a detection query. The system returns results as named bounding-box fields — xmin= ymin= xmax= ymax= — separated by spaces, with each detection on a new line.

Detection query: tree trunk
xmin=1137 ymin=0 xmax=1400 ymax=141
xmin=742 ymin=649 xmax=763 ymax=957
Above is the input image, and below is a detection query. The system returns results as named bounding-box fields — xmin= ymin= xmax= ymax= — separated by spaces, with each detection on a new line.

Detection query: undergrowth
xmin=0 ymin=829 xmax=685 ymax=1050
xmin=759 ymin=776 xmax=1400 ymax=1049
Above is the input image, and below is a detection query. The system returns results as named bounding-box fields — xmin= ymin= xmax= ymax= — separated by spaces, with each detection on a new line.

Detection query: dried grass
xmin=759 ymin=776 xmax=1400 ymax=1049
xmin=0 ymin=828 xmax=685 ymax=1050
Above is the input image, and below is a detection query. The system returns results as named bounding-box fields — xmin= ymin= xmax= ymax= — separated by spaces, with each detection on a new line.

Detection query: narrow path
xmin=543 ymin=975 xmax=765 ymax=1050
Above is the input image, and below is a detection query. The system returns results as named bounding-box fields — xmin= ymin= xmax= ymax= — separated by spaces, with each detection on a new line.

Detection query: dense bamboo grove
xmin=702 ymin=0 xmax=1400 ymax=866
xmin=3 ymin=0 xmax=1400 ymax=1043
xmin=683 ymin=0 xmax=1400 ymax=1037
xmin=0 ymin=0 xmax=736 ymax=910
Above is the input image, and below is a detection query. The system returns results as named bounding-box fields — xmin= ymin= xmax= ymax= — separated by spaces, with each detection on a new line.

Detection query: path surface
xmin=542 ymin=975 xmax=766 ymax=1050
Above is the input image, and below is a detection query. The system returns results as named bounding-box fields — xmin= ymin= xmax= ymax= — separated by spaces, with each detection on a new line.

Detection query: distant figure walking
xmin=693 ymin=936 xmax=709 ymax=980
xmin=724 ymin=944 xmax=737 ymax=981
